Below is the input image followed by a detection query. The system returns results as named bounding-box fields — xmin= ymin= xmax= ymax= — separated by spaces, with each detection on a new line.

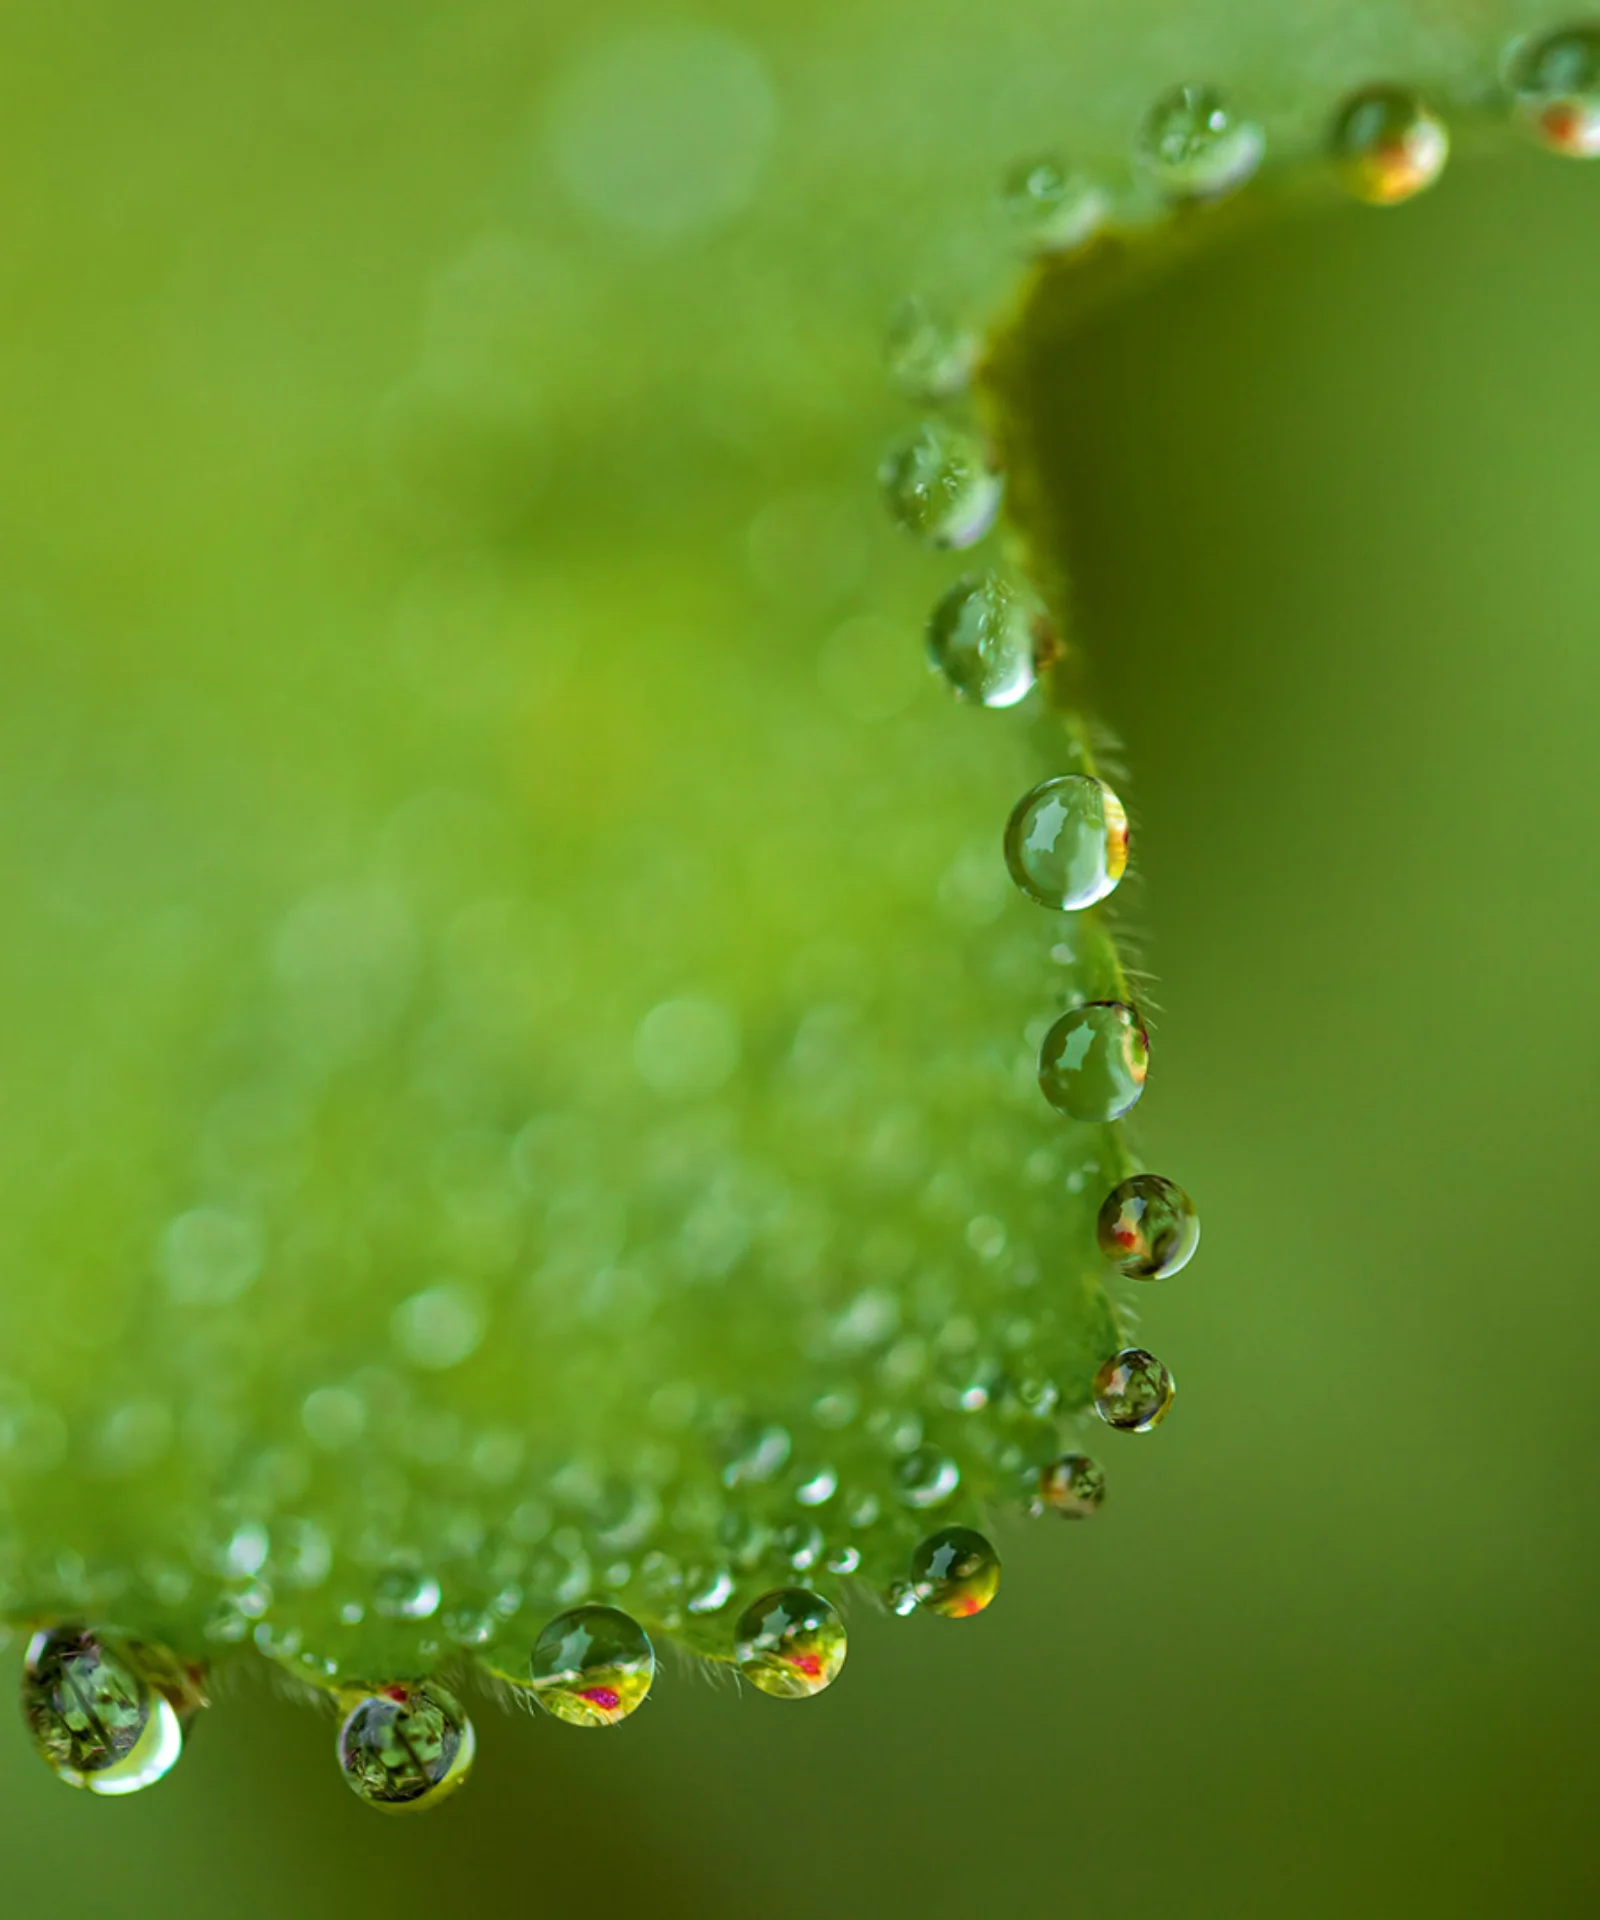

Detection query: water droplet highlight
xmin=1032 ymin=1453 xmax=1107 ymax=1518
xmin=1096 ymin=1174 xmax=1200 ymax=1279
xmin=373 ymin=1568 xmax=443 ymax=1621
xmin=1137 ymin=85 xmax=1264 ymax=199
xmin=733 ymin=1589 xmax=847 ymax=1698
xmin=895 ymin=1444 xmax=961 ymax=1508
xmin=1038 ymin=1002 xmax=1149 ymax=1122
xmin=530 ymin=1604 xmax=654 ymax=1728
xmin=1004 ymin=774 xmax=1129 ymax=910
xmin=1093 ymin=1348 xmax=1176 ymax=1432
xmin=337 ymin=1682 xmax=475 ymax=1813
xmin=885 ymin=296 xmax=973 ymax=401
xmin=1330 ymin=86 xmax=1448 ymax=205
xmin=1509 ymin=25 xmax=1600 ymax=155
xmin=926 ymin=572 xmax=1041 ymax=708
xmin=1000 ymin=154 xmax=1108 ymax=253
xmin=21 ymin=1627 xmax=190 ymax=1795
xmin=880 ymin=422 xmax=1002 ymax=550
xmin=910 ymin=1526 xmax=1001 ymax=1617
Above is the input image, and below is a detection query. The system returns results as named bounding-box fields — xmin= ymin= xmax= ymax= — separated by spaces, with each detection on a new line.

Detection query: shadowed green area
xmin=1 ymin=0 xmax=1598 ymax=1912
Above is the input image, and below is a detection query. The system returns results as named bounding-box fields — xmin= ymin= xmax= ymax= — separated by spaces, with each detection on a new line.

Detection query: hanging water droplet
xmin=373 ymin=1567 xmax=443 ymax=1621
xmin=1004 ymin=774 xmax=1129 ymax=909
xmin=1508 ymin=25 xmax=1600 ymax=156
xmin=1330 ymin=85 xmax=1448 ymax=205
xmin=1032 ymin=1453 xmax=1107 ymax=1518
xmin=885 ymin=295 xmax=974 ymax=401
xmin=999 ymin=154 xmax=1108 ymax=253
xmin=529 ymin=1604 xmax=654 ymax=1728
xmin=733 ymin=1589 xmax=847 ymax=1698
xmin=1137 ymin=84 xmax=1264 ymax=199
xmin=879 ymin=422 xmax=1003 ymax=550
xmin=1038 ymin=1002 xmax=1149 ymax=1122
xmin=895 ymin=1443 xmax=961 ymax=1509
xmin=21 ymin=1627 xmax=190 ymax=1795
xmin=337 ymin=1682 xmax=475 ymax=1813
xmin=926 ymin=572 xmax=1040 ymax=708
xmin=1093 ymin=1347 xmax=1176 ymax=1432
xmin=910 ymin=1526 xmax=1001 ymax=1618
xmin=1096 ymin=1174 xmax=1200 ymax=1279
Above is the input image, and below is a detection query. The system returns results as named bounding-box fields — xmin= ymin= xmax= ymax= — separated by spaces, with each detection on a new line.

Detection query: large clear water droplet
xmin=733 ymin=1588 xmax=847 ymax=1698
xmin=1004 ymin=774 xmax=1129 ymax=910
xmin=1038 ymin=1002 xmax=1149 ymax=1122
xmin=1096 ymin=1174 xmax=1200 ymax=1279
xmin=926 ymin=572 xmax=1042 ymax=708
xmin=21 ymin=1627 xmax=190 ymax=1795
xmin=1032 ymin=1453 xmax=1107 ymax=1518
xmin=1330 ymin=86 xmax=1449 ymax=205
xmin=1137 ymin=85 xmax=1264 ymax=199
xmin=909 ymin=1526 xmax=1001 ymax=1617
xmin=1093 ymin=1348 xmax=1176 ymax=1432
xmin=999 ymin=154 xmax=1108 ymax=253
xmin=1508 ymin=25 xmax=1600 ymax=156
xmin=885 ymin=296 xmax=974 ymax=401
xmin=529 ymin=1604 xmax=655 ymax=1728
xmin=880 ymin=422 xmax=1003 ymax=550
xmin=337 ymin=1681 xmax=476 ymax=1813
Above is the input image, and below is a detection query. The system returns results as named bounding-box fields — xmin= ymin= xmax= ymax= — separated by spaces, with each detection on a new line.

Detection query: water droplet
xmin=1032 ymin=1453 xmax=1107 ymax=1518
xmin=910 ymin=1527 xmax=1001 ymax=1618
xmin=530 ymin=1605 xmax=654 ymax=1728
xmin=1138 ymin=85 xmax=1264 ymax=199
xmin=794 ymin=1466 xmax=838 ymax=1508
xmin=302 ymin=1384 xmax=367 ymax=1452
xmin=895 ymin=1444 xmax=961 ymax=1509
xmin=373 ymin=1568 xmax=443 ymax=1621
xmin=826 ymin=1545 xmax=862 ymax=1575
xmin=1004 ymin=774 xmax=1129 ymax=910
xmin=999 ymin=154 xmax=1108 ymax=252
xmin=634 ymin=994 xmax=741 ymax=1098
xmin=887 ymin=1578 xmax=921 ymax=1616
xmin=160 ymin=1206 xmax=263 ymax=1306
xmin=1508 ymin=25 xmax=1600 ymax=155
xmin=885 ymin=296 xmax=973 ymax=401
xmin=338 ymin=1682 xmax=475 ymax=1813
xmin=1038 ymin=1002 xmax=1149 ymax=1122
xmin=777 ymin=1521 xmax=824 ymax=1570
xmin=733 ymin=1589 xmax=847 ymax=1698
xmin=1093 ymin=1347 xmax=1176 ymax=1432
xmin=22 ymin=1628 xmax=189 ymax=1795
xmin=686 ymin=1567 xmax=735 ymax=1614
xmin=1330 ymin=85 xmax=1448 ymax=205
xmin=880 ymin=422 xmax=1002 ymax=550
xmin=391 ymin=1282 xmax=486 ymax=1370
xmin=926 ymin=572 xmax=1041 ymax=708
xmin=1097 ymin=1174 xmax=1200 ymax=1279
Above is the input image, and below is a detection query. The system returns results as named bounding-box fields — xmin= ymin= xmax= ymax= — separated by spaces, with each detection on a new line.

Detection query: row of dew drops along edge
xmin=15 ymin=23 xmax=1600 ymax=1818
xmin=14 ymin=1537 xmax=1002 ymax=1813
xmin=874 ymin=17 xmax=1600 ymax=1611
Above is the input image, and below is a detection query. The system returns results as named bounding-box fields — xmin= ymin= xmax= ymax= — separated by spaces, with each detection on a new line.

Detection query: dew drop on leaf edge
xmin=1093 ymin=1348 xmax=1176 ymax=1433
xmin=1507 ymin=23 xmax=1600 ymax=157
xmin=1137 ymin=83 xmax=1264 ymax=200
xmin=529 ymin=1603 xmax=655 ymax=1728
xmin=1004 ymin=773 xmax=1129 ymax=911
xmin=909 ymin=1526 xmax=1001 ymax=1618
xmin=1330 ymin=84 xmax=1449 ymax=205
xmin=337 ymin=1681 xmax=476 ymax=1813
xmin=1038 ymin=1001 xmax=1150 ymax=1123
xmin=1096 ymin=1173 xmax=1200 ymax=1279
xmin=733 ymin=1588 xmax=847 ymax=1698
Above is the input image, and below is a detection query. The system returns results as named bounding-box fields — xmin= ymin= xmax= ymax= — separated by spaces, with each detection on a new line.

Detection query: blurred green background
xmin=2 ymin=0 xmax=1598 ymax=1914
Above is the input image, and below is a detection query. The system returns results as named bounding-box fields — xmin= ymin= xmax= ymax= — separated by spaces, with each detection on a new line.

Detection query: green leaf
xmin=0 ymin=0 xmax=1586 ymax=1798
